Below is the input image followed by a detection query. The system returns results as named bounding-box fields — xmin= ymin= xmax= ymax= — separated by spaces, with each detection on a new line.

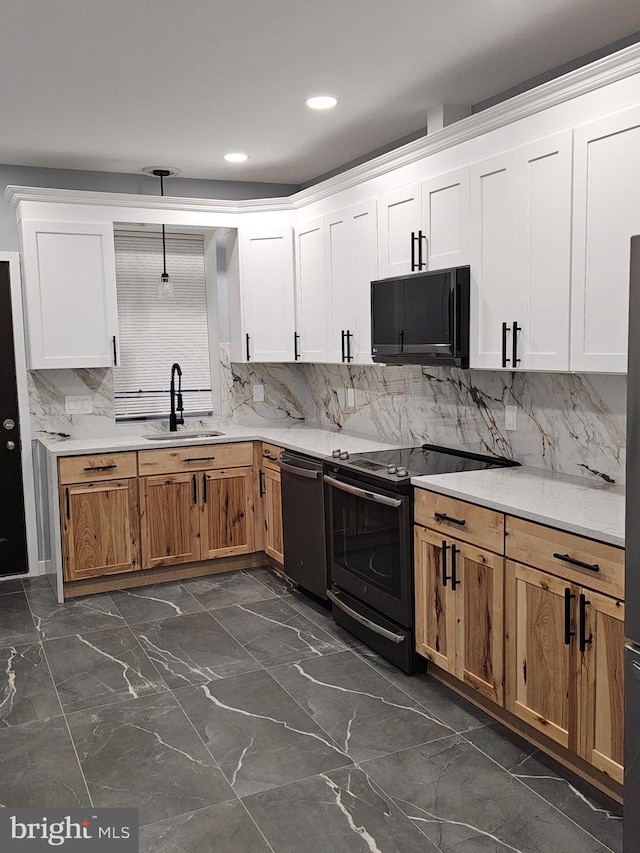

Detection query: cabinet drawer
xmin=414 ymin=489 xmax=504 ymax=554
xmin=59 ymin=452 xmax=137 ymax=484
xmin=262 ymin=442 xmax=283 ymax=472
xmin=138 ymin=442 xmax=254 ymax=475
xmin=505 ymin=515 xmax=624 ymax=599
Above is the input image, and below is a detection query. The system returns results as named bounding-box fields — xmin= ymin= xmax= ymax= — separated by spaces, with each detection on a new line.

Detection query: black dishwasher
xmin=279 ymin=451 xmax=328 ymax=599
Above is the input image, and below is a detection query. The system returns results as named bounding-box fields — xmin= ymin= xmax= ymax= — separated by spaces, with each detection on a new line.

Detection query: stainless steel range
xmin=324 ymin=443 xmax=518 ymax=672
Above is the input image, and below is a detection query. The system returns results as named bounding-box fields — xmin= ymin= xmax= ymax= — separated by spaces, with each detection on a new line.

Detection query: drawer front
xmin=59 ymin=452 xmax=137 ymax=484
xmin=505 ymin=515 xmax=624 ymax=598
xmin=262 ymin=442 xmax=283 ymax=472
xmin=414 ymin=489 xmax=504 ymax=554
xmin=138 ymin=442 xmax=254 ymax=475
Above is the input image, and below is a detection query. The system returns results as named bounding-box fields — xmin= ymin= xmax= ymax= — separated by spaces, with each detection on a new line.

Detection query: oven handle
xmin=279 ymin=459 xmax=321 ymax=479
xmin=327 ymin=590 xmax=406 ymax=644
xmin=323 ymin=475 xmax=403 ymax=507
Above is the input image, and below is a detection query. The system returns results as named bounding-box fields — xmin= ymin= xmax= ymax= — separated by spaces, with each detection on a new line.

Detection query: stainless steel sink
xmin=142 ymin=430 xmax=225 ymax=441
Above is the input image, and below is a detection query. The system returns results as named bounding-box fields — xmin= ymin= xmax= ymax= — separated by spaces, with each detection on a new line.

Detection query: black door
xmin=0 ymin=262 xmax=28 ymax=575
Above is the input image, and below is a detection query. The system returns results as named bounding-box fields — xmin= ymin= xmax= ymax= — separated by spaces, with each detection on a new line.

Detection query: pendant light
xmin=153 ymin=169 xmax=173 ymax=297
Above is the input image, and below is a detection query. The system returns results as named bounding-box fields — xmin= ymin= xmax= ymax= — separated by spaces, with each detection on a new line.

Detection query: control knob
xmin=332 ymin=449 xmax=341 ymax=458
xmin=339 ymin=451 xmax=350 ymax=460
xmin=396 ymin=466 xmax=409 ymax=477
xmin=386 ymin=465 xmax=397 ymax=474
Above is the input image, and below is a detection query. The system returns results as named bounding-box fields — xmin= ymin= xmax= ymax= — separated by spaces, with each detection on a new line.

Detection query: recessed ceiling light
xmin=305 ymin=96 xmax=338 ymax=110
xmin=223 ymin=152 xmax=248 ymax=163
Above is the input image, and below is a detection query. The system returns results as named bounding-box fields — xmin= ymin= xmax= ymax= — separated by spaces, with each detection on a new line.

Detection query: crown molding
xmin=5 ymin=41 xmax=640 ymax=215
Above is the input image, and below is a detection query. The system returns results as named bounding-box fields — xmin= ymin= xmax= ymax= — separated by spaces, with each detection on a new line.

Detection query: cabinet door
xmin=140 ymin=473 xmax=200 ymax=569
xmin=505 ymin=561 xmax=574 ymax=749
xmin=577 ymin=591 xmax=625 ymax=784
xmin=240 ymin=227 xmax=295 ymax=362
xmin=571 ymin=106 xmax=640 ymax=373
xmin=200 ymin=467 xmax=255 ymax=559
xmin=515 ymin=132 xmax=572 ymax=371
xmin=326 ymin=210 xmax=354 ymax=363
xmin=454 ymin=541 xmax=504 ymax=705
xmin=60 ymin=479 xmax=139 ymax=581
xmin=20 ymin=220 xmax=119 ymax=369
xmin=296 ymin=219 xmax=328 ymax=362
xmin=421 ymin=167 xmax=470 ymax=269
xmin=351 ymin=200 xmax=377 ymax=364
xmin=414 ymin=526 xmax=457 ymax=674
xmin=470 ymin=152 xmax=517 ymax=369
xmin=377 ymin=183 xmax=421 ymax=278
xmin=263 ymin=465 xmax=284 ymax=564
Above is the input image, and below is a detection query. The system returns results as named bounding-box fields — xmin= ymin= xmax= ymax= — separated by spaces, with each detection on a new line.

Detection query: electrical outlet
xmin=346 ymin=388 xmax=356 ymax=409
xmin=252 ymin=384 xmax=265 ymax=403
xmin=65 ymin=395 xmax=93 ymax=415
xmin=505 ymin=404 xmax=517 ymax=431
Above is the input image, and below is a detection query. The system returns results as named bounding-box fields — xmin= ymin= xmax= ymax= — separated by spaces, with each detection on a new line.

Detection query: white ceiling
xmin=3 ymin=0 xmax=640 ymax=186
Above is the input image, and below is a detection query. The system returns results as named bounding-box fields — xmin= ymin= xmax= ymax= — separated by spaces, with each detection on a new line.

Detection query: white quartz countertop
xmin=41 ymin=423 xmax=404 ymax=461
xmin=412 ymin=466 xmax=625 ymax=547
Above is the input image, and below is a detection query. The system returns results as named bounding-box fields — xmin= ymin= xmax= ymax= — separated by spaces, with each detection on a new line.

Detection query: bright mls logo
xmin=0 ymin=809 xmax=138 ymax=851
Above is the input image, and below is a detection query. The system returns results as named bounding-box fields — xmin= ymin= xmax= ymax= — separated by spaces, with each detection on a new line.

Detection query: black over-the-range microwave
xmin=370 ymin=265 xmax=470 ymax=367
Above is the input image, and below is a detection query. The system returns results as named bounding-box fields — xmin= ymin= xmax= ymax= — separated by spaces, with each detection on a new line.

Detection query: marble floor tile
xmin=133 ymin=611 xmax=261 ymax=688
xmin=174 ymin=669 xmax=352 ymax=798
xmin=45 ymin=625 xmax=167 ymax=712
xmin=0 ymin=642 xmax=61 ymax=726
xmin=26 ymin=586 xmax=125 ymax=640
xmin=0 ymin=578 xmax=26 ymax=595
xmin=0 ymin=716 xmax=90 ymax=807
xmin=356 ymin=649 xmax=494 ymax=732
xmin=21 ymin=575 xmax=54 ymax=592
xmin=244 ymin=765 xmax=437 ymax=853
xmin=109 ymin=582 xmax=205 ymax=625
xmin=67 ymin=692 xmax=234 ymax=826
xmin=182 ymin=570 xmax=276 ymax=611
xmin=213 ymin=597 xmax=346 ymax=668
xmin=466 ymin=723 xmax=623 ymax=853
xmin=364 ymin=734 xmax=611 ymax=853
xmin=270 ymin=651 xmax=453 ymax=762
xmin=0 ymin=591 xmax=38 ymax=645
xmin=139 ymin=800 xmax=272 ymax=853
xmin=247 ymin=566 xmax=297 ymax=598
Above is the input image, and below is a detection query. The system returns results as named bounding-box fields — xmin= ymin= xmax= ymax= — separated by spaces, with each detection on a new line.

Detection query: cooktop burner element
xmin=327 ymin=443 xmax=518 ymax=486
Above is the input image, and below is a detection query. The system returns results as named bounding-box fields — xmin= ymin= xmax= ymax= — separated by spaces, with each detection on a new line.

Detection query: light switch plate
xmin=252 ymin=384 xmax=265 ymax=403
xmin=346 ymin=388 xmax=356 ymax=409
xmin=65 ymin=395 xmax=93 ymax=415
xmin=505 ymin=404 xmax=517 ymax=431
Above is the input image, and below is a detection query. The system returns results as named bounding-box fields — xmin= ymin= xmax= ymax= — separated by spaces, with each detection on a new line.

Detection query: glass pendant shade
xmin=159 ymin=271 xmax=173 ymax=298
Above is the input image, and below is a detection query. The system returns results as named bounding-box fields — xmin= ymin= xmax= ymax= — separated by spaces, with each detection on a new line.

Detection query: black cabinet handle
xmin=410 ymin=231 xmax=417 ymax=271
xmin=65 ymin=487 xmax=70 ymax=520
xmin=512 ymin=321 xmax=522 ymax=367
xmin=564 ymin=587 xmax=576 ymax=645
xmin=294 ymin=332 xmax=300 ymax=361
xmin=451 ymin=544 xmax=461 ymax=589
xmin=346 ymin=330 xmax=353 ymax=362
xmin=418 ymin=231 xmax=428 ymax=270
xmin=246 ymin=333 xmax=251 ymax=361
xmin=184 ymin=456 xmax=216 ymax=463
xmin=341 ymin=330 xmax=346 ymax=362
xmin=434 ymin=511 xmax=466 ymax=526
xmin=553 ymin=553 xmax=600 ymax=573
xmin=112 ymin=335 xmax=118 ymax=366
xmin=192 ymin=474 xmax=197 ymax=504
xmin=259 ymin=469 xmax=265 ymax=497
xmin=441 ymin=540 xmax=450 ymax=587
xmin=579 ymin=593 xmax=592 ymax=653
xmin=83 ymin=464 xmax=117 ymax=472
xmin=202 ymin=473 xmax=207 ymax=504
xmin=501 ymin=322 xmax=510 ymax=368
xmin=399 ymin=329 xmax=405 ymax=354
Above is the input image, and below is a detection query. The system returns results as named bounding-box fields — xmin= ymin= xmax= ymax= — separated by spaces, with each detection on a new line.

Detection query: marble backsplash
xmin=28 ymin=344 xmax=628 ymax=484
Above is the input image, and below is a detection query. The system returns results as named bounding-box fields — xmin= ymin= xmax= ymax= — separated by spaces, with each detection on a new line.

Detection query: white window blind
xmin=113 ymin=231 xmax=213 ymax=419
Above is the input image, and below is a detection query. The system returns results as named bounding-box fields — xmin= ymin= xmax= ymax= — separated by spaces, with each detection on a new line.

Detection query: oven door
xmin=324 ymin=471 xmax=412 ymax=627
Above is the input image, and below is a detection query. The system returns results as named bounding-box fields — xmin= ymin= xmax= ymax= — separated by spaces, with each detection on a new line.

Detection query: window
xmin=113 ymin=231 xmax=213 ymax=420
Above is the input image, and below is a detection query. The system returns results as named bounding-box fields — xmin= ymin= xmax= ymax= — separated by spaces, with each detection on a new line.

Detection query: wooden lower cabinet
xmin=60 ymin=478 xmax=140 ymax=581
xmin=263 ymin=463 xmax=284 ymax=564
xmin=506 ymin=560 xmax=625 ymax=784
xmin=139 ymin=473 xmax=200 ymax=569
xmin=415 ymin=525 xmax=504 ymax=704
xmin=200 ymin=467 xmax=255 ymax=559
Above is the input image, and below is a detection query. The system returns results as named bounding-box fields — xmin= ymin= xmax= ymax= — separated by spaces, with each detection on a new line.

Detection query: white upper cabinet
xmin=235 ymin=226 xmax=295 ymax=362
xmin=377 ymin=183 xmax=421 ymax=278
xmin=378 ymin=169 xmax=470 ymax=279
xmin=349 ymin=200 xmax=377 ymax=364
xmin=571 ymin=106 xmax=640 ymax=373
xmin=470 ymin=132 xmax=572 ymax=371
xmin=295 ymin=219 xmax=328 ymax=362
xmin=421 ymin=167 xmax=470 ymax=270
xmin=20 ymin=219 xmax=119 ymax=369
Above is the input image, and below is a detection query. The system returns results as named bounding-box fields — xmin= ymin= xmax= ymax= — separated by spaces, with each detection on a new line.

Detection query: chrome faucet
xmin=169 ymin=363 xmax=184 ymax=431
